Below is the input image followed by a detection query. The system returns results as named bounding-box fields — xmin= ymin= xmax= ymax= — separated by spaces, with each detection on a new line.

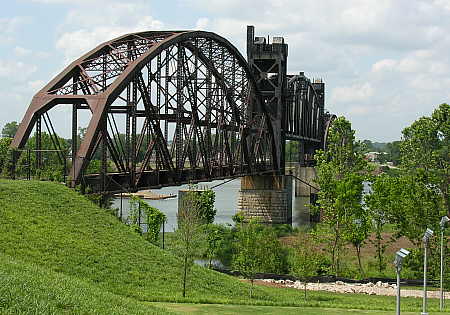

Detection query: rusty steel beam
xmin=11 ymin=30 xmax=278 ymax=193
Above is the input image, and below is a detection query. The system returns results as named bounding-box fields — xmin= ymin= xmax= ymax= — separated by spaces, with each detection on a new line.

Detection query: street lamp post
xmin=394 ymin=248 xmax=410 ymax=315
xmin=422 ymin=228 xmax=434 ymax=315
xmin=440 ymin=216 xmax=450 ymax=311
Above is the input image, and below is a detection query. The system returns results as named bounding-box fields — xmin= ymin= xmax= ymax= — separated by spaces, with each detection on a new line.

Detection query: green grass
xmin=0 ymin=253 xmax=169 ymax=314
xmin=0 ymin=179 xmax=446 ymax=313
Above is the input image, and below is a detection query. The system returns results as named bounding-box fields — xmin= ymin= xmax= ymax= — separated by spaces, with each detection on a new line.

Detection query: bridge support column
xmin=238 ymin=175 xmax=292 ymax=224
xmin=295 ymin=166 xmax=318 ymax=197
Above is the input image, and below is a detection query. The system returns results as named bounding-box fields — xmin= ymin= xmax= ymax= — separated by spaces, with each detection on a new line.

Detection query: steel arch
xmin=11 ymin=30 xmax=279 ymax=192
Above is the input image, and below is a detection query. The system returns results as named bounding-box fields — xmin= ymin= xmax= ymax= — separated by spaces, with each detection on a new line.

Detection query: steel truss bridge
xmin=11 ymin=26 xmax=334 ymax=193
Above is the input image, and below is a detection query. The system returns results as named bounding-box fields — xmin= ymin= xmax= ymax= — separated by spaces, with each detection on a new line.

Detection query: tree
xmin=364 ymin=175 xmax=392 ymax=273
xmin=14 ymin=132 xmax=70 ymax=181
xmin=172 ymin=189 xmax=207 ymax=298
xmin=204 ymin=224 xmax=225 ymax=268
xmin=313 ymin=116 xmax=369 ymax=275
xmin=232 ymin=221 xmax=288 ymax=298
xmin=196 ymin=188 xmax=216 ymax=224
xmin=289 ymin=235 xmax=322 ymax=300
xmin=400 ymin=103 xmax=449 ymax=215
xmin=385 ymin=141 xmax=401 ymax=165
xmin=0 ymin=137 xmax=12 ymax=174
xmin=340 ymin=173 xmax=370 ymax=277
xmin=1 ymin=121 xmax=18 ymax=138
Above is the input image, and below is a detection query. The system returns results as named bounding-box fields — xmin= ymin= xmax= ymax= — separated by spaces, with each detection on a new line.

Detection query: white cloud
xmin=0 ymin=17 xmax=29 ymax=41
xmin=0 ymin=60 xmax=37 ymax=82
xmin=372 ymin=59 xmax=397 ymax=73
xmin=183 ymin=0 xmax=450 ymax=141
xmin=195 ymin=18 xmax=209 ymax=30
xmin=28 ymin=80 xmax=46 ymax=93
xmin=331 ymin=83 xmax=374 ymax=104
xmin=29 ymin=0 xmax=93 ymax=3
xmin=54 ymin=1 xmax=163 ymax=64
xmin=14 ymin=46 xmax=32 ymax=57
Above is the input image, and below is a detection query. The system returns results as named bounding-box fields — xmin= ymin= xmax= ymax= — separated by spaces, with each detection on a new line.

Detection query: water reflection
xmin=112 ymin=178 xmax=313 ymax=232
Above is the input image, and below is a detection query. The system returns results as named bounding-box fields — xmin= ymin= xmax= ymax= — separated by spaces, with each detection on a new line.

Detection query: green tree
xmin=180 ymin=186 xmax=216 ymax=225
xmin=313 ymin=116 xmax=369 ymax=275
xmin=1 ymin=121 xmax=18 ymax=138
xmin=385 ymin=141 xmax=401 ymax=165
xmin=364 ymin=175 xmax=393 ymax=272
xmin=13 ymin=132 xmax=70 ymax=181
xmin=232 ymin=221 xmax=287 ymax=298
xmin=289 ymin=235 xmax=322 ymax=300
xmin=172 ymin=190 xmax=207 ymax=298
xmin=197 ymin=188 xmax=216 ymax=224
xmin=400 ymin=103 xmax=449 ymax=215
xmin=0 ymin=137 xmax=12 ymax=174
xmin=339 ymin=173 xmax=369 ymax=277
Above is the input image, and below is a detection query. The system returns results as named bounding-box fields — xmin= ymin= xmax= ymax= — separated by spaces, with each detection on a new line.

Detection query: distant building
xmin=364 ymin=151 xmax=386 ymax=162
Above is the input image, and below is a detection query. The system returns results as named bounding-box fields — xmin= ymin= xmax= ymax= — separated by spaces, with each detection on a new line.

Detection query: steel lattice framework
xmin=11 ymin=27 xmax=334 ymax=193
xmin=11 ymin=30 xmax=278 ymax=192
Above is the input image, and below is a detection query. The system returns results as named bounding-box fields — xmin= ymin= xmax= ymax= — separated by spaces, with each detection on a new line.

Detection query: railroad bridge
xmin=11 ymin=26 xmax=335 ymax=224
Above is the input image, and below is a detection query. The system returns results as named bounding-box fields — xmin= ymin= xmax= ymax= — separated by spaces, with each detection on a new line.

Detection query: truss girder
xmin=11 ymin=30 xmax=278 ymax=193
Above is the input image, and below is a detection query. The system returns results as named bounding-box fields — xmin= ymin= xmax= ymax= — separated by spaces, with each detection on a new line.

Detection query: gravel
xmin=257 ymin=279 xmax=450 ymax=298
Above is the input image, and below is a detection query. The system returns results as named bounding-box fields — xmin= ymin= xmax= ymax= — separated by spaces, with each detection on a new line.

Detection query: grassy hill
xmin=0 ymin=179 xmax=264 ymax=303
xmin=0 ymin=179 xmax=444 ymax=313
xmin=0 ymin=253 xmax=168 ymax=314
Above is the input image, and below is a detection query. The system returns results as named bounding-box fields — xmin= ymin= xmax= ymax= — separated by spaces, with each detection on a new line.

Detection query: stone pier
xmin=238 ymin=175 xmax=292 ymax=224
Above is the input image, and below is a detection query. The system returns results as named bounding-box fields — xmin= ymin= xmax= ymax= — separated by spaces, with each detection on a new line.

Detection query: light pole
xmin=422 ymin=228 xmax=434 ymax=315
xmin=440 ymin=216 xmax=450 ymax=311
xmin=394 ymin=248 xmax=410 ymax=315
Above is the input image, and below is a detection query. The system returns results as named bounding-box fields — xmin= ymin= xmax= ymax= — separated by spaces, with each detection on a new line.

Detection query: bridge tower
xmin=237 ymin=26 xmax=292 ymax=224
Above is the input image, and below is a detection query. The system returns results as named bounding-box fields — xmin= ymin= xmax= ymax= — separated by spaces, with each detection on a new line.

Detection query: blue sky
xmin=2 ymin=0 xmax=450 ymax=141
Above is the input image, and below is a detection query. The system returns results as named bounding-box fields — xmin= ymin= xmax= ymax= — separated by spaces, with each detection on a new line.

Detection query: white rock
xmin=336 ymin=281 xmax=345 ymax=285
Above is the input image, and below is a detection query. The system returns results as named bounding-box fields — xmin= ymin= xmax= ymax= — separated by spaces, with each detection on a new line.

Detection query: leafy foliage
xmin=400 ymin=103 xmax=449 ymax=215
xmin=172 ymin=189 xmax=207 ymax=297
xmin=289 ymin=234 xmax=328 ymax=300
xmin=1 ymin=121 xmax=18 ymax=138
xmin=0 ymin=137 xmax=12 ymax=174
xmin=232 ymin=221 xmax=288 ymax=298
xmin=128 ymin=196 xmax=166 ymax=245
xmin=313 ymin=116 xmax=369 ymax=275
xmin=364 ymin=175 xmax=393 ymax=272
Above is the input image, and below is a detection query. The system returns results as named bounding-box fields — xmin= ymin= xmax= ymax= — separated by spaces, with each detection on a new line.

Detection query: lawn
xmin=0 ymin=179 xmax=446 ymax=313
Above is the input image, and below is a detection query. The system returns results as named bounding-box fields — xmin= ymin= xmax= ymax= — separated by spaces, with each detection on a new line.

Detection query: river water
xmin=112 ymin=178 xmax=311 ymax=232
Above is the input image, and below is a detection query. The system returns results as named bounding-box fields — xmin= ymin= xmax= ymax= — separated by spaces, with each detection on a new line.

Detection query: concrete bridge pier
xmin=238 ymin=175 xmax=292 ymax=224
xmin=294 ymin=166 xmax=320 ymax=224
xmin=295 ymin=166 xmax=319 ymax=197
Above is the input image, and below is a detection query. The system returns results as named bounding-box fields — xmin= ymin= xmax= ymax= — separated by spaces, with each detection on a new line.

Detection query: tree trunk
xmin=376 ymin=231 xmax=383 ymax=273
xmin=356 ymin=245 xmax=364 ymax=277
xmin=304 ymin=282 xmax=307 ymax=300
xmin=182 ymin=256 xmax=188 ymax=297
xmin=332 ymin=231 xmax=340 ymax=276
xmin=250 ymin=278 xmax=254 ymax=299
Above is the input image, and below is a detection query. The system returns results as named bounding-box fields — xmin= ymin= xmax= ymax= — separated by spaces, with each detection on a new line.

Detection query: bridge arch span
xmin=12 ymin=30 xmax=279 ymax=192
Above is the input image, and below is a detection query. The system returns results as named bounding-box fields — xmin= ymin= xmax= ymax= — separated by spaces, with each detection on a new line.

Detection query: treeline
xmin=313 ymin=103 xmax=449 ymax=280
xmin=186 ymin=103 xmax=449 ymax=291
